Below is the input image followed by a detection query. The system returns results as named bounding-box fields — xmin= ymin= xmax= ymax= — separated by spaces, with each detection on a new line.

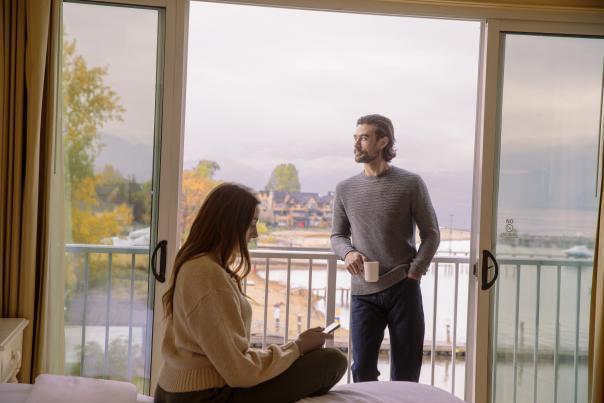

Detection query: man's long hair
xmin=162 ymin=183 xmax=259 ymax=317
xmin=357 ymin=114 xmax=397 ymax=162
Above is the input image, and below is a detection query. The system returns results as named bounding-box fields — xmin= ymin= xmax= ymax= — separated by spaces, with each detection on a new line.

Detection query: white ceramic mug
xmin=363 ymin=261 xmax=379 ymax=282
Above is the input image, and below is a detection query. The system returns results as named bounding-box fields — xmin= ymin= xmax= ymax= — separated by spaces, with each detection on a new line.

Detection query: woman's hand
xmin=294 ymin=327 xmax=332 ymax=355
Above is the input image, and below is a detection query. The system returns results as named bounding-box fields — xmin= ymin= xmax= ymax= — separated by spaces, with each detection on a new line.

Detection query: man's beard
xmin=355 ymin=150 xmax=377 ymax=163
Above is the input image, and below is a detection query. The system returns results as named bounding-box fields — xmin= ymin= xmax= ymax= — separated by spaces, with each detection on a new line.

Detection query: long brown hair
xmin=357 ymin=114 xmax=397 ymax=162
xmin=162 ymin=183 xmax=259 ymax=317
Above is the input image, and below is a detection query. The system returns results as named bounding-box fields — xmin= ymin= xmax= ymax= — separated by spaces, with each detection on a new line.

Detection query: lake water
xmin=257 ymin=264 xmax=470 ymax=346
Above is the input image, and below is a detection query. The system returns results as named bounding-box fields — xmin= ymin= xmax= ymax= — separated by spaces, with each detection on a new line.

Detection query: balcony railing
xmin=63 ymin=244 xmax=591 ymax=401
xmin=64 ymin=244 xmax=150 ymax=383
xmin=490 ymin=257 xmax=592 ymax=403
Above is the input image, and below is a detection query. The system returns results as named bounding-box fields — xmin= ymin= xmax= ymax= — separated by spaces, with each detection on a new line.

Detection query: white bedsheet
xmin=25 ymin=374 xmax=138 ymax=403
xmin=299 ymin=381 xmax=464 ymax=403
xmin=0 ymin=381 xmax=463 ymax=403
xmin=0 ymin=383 xmax=153 ymax=403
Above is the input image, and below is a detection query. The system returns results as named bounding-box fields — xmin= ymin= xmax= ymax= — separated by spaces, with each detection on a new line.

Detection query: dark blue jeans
xmin=350 ymin=278 xmax=424 ymax=382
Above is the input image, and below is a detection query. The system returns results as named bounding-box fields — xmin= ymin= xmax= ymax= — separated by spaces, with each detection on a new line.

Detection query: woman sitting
xmin=155 ymin=183 xmax=347 ymax=403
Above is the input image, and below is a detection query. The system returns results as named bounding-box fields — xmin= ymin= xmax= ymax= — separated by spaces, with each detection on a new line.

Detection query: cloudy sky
xmin=63 ymin=2 xmax=158 ymax=143
xmin=184 ymin=2 xmax=480 ymax=189
xmin=183 ymin=2 xmax=481 ymax=229
xmin=63 ymin=1 xmax=604 ymax=234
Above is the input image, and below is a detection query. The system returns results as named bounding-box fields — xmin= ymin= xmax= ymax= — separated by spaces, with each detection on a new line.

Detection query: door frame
xmin=75 ymin=0 xmax=604 ymax=399
xmin=64 ymin=0 xmax=189 ymax=393
xmin=150 ymin=0 xmax=189 ymax=393
xmin=472 ymin=18 xmax=604 ymax=403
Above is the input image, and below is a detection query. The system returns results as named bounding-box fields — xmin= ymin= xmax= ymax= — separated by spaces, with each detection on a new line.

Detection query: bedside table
xmin=0 ymin=318 xmax=29 ymax=383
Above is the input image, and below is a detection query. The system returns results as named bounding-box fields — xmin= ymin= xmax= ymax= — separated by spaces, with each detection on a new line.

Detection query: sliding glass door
xmin=475 ymin=21 xmax=604 ymax=403
xmin=61 ymin=1 xmax=165 ymax=393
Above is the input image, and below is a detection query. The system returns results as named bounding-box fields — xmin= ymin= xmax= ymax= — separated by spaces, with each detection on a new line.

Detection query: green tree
xmin=95 ymin=166 xmax=150 ymax=225
xmin=194 ymin=160 xmax=220 ymax=179
xmin=95 ymin=165 xmax=127 ymax=206
xmin=266 ymin=163 xmax=301 ymax=192
xmin=63 ymin=39 xmax=124 ymax=184
xmin=127 ymin=178 xmax=151 ymax=225
xmin=96 ymin=164 xmax=125 ymax=186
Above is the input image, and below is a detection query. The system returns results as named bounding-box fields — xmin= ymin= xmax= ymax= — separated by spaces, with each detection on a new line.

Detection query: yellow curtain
xmin=0 ymin=0 xmax=63 ymax=382
xmin=590 ymin=176 xmax=604 ymax=400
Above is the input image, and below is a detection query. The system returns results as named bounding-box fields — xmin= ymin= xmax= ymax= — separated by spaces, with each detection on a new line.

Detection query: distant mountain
xmin=94 ymin=132 xmax=154 ymax=182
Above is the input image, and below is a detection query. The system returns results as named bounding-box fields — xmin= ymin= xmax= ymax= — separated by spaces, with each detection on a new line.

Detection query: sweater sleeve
xmin=330 ymin=186 xmax=355 ymax=260
xmin=185 ymin=289 xmax=300 ymax=388
xmin=409 ymin=176 xmax=441 ymax=276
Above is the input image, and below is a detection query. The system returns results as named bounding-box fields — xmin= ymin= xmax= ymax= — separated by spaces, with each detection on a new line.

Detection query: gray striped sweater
xmin=330 ymin=166 xmax=440 ymax=295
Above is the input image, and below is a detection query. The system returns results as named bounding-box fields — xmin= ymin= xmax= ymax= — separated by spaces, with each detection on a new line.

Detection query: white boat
xmin=563 ymin=245 xmax=593 ymax=258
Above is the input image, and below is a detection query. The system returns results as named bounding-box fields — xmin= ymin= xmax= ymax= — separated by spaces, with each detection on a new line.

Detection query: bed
xmin=0 ymin=378 xmax=154 ymax=403
xmin=0 ymin=380 xmax=463 ymax=403
xmin=299 ymin=381 xmax=464 ymax=402
xmin=0 ymin=383 xmax=153 ymax=402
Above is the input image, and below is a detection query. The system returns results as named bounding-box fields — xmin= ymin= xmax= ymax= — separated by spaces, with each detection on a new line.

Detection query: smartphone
xmin=322 ymin=322 xmax=340 ymax=334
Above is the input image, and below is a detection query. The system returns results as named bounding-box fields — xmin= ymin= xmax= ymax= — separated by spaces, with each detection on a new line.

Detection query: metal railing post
xmin=554 ymin=265 xmax=561 ymax=403
xmin=80 ymin=252 xmax=90 ymax=376
xmin=263 ymin=258 xmax=270 ymax=349
xmin=513 ymin=264 xmax=521 ymax=403
xmin=306 ymin=259 xmax=313 ymax=329
xmin=104 ymin=253 xmax=113 ymax=376
xmin=533 ymin=265 xmax=541 ymax=403
xmin=127 ymin=253 xmax=135 ymax=380
xmin=325 ymin=256 xmax=337 ymax=348
xmin=573 ymin=266 xmax=581 ymax=403
xmin=431 ymin=262 xmax=438 ymax=386
xmin=452 ymin=262 xmax=459 ymax=395
xmin=284 ymin=258 xmax=292 ymax=343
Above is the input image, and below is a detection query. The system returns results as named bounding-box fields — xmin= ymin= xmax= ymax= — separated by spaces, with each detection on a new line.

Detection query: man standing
xmin=330 ymin=114 xmax=440 ymax=382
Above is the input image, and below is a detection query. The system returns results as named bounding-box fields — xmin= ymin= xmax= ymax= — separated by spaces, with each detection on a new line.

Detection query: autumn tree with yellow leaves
xmin=180 ymin=160 xmax=221 ymax=241
xmin=62 ymin=38 xmax=133 ymax=244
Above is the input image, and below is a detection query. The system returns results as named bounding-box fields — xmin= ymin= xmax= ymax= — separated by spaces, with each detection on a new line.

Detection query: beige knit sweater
xmin=157 ymin=254 xmax=300 ymax=392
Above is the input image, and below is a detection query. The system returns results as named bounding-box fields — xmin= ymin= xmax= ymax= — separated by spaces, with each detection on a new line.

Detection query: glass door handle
xmin=481 ymin=249 xmax=499 ymax=290
xmin=151 ymin=240 xmax=167 ymax=283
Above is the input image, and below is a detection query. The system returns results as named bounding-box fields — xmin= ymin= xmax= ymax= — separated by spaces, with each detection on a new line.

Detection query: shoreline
xmin=257 ymin=228 xmax=470 ymax=249
xmin=245 ymin=271 xmax=348 ymax=341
